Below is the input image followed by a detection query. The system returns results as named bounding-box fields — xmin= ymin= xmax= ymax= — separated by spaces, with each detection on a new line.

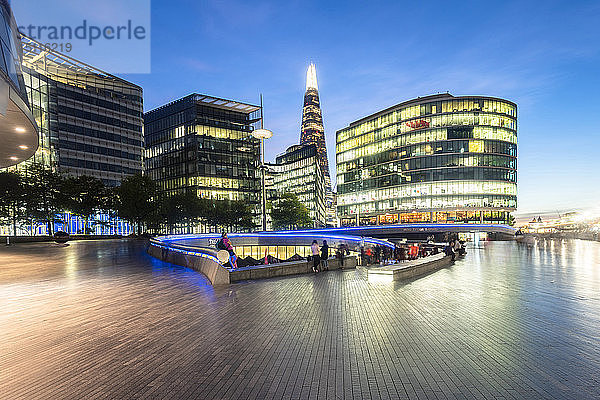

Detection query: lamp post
xmin=251 ymin=95 xmax=273 ymax=231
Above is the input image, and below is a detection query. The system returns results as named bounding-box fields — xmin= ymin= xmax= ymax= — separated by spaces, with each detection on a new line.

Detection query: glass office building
xmin=336 ymin=94 xmax=517 ymax=226
xmin=19 ymin=36 xmax=143 ymax=185
xmin=0 ymin=0 xmax=38 ymax=168
xmin=144 ymin=93 xmax=262 ymax=208
xmin=266 ymin=143 xmax=326 ymax=227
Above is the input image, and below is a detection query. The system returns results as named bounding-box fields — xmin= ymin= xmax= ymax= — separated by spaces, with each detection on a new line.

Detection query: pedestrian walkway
xmin=0 ymin=239 xmax=599 ymax=399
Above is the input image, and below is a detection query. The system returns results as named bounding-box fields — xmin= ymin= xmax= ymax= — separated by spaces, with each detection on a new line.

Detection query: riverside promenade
xmin=1 ymin=239 xmax=599 ymax=399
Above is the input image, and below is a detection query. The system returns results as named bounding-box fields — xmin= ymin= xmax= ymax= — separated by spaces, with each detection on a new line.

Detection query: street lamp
xmin=251 ymin=95 xmax=273 ymax=231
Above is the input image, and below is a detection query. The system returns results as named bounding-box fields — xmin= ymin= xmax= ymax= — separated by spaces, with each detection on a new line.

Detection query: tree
xmin=210 ymin=199 xmax=232 ymax=231
xmin=270 ymin=193 xmax=312 ymax=230
xmin=160 ymin=191 xmax=206 ymax=234
xmin=0 ymin=172 xmax=25 ymax=236
xmin=508 ymin=214 xmax=516 ymax=226
xmin=62 ymin=175 xmax=106 ymax=234
xmin=21 ymin=164 xmax=65 ymax=235
xmin=229 ymin=200 xmax=256 ymax=231
xmin=101 ymin=186 xmax=121 ymax=235
xmin=115 ymin=174 xmax=158 ymax=235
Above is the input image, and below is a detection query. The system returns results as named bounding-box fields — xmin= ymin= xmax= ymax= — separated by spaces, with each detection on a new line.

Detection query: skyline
xmin=14 ymin=0 xmax=600 ymax=215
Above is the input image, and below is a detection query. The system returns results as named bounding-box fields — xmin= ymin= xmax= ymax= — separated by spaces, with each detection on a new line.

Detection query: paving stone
xmin=0 ymin=239 xmax=599 ymax=399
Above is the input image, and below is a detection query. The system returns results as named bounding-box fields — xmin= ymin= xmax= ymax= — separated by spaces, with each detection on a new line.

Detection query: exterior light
xmin=9 ymin=156 xmax=18 ymax=161
xmin=15 ymin=127 xmax=26 ymax=133
xmin=19 ymin=145 xmax=28 ymax=150
xmin=251 ymin=128 xmax=273 ymax=140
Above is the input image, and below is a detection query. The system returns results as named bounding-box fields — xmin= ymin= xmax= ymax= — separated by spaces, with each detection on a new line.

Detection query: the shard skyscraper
xmin=300 ymin=63 xmax=336 ymax=226
xmin=300 ymin=63 xmax=331 ymax=191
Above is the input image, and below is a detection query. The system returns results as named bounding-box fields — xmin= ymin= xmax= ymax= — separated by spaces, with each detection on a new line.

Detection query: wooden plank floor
xmin=0 ymin=239 xmax=599 ymax=399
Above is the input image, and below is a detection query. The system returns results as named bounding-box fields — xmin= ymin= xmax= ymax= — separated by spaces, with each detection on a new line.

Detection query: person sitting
xmin=217 ymin=232 xmax=237 ymax=269
xmin=445 ymin=241 xmax=456 ymax=261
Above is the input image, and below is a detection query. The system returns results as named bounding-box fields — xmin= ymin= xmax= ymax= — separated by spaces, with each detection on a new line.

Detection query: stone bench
xmin=367 ymin=253 xmax=453 ymax=281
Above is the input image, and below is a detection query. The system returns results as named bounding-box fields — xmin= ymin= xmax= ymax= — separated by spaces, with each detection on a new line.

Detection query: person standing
xmin=321 ymin=240 xmax=329 ymax=271
xmin=311 ymin=240 xmax=320 ymax=273
xmin=374 ymin=245 xmax=382 ymax=264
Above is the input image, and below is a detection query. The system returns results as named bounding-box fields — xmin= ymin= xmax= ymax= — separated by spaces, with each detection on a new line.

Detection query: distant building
xmin=336 ymin=94 xmax=517 ymax=226
xmin=326 ymin=191 xmax=339 ymax=227
xmin=0 ymin=0 xmax=38 ymax=168
xmin=300 ymin=63 xmax=335 ymax=225
xmin=266 ymin=143 xmax=326 ymax=228
xmin=144 ymin=93 xmax=261 ymax=207
xmin=19 ymin=36 xmax=144 ymax=185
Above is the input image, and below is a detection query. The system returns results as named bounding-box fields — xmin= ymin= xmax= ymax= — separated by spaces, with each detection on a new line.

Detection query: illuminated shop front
xmin=336 ymin=94 xmax=517 ymax=226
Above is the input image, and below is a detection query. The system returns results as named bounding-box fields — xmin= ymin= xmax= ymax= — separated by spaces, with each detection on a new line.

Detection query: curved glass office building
xmin=336 ymin=94 xmax=517 ymax=226
xmin=0 ymin=0 xmax=38 ymax=168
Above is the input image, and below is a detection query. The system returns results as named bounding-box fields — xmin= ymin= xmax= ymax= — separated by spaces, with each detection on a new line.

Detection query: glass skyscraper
xmin=144 ymin=94 xmax=262 ymax=208
xmin=336 ymin=94 xmax=517 ymax=226
xmin=300 ymin=63 xmax=337 ymax=226
xmin=266 ymin=143 xmax=326 ymax=227
xmin=19 ymin=36 xmax=143 ymax=185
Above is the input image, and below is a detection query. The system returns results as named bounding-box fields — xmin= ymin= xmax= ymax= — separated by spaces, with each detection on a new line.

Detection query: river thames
xmin=0 ymin=239 xmax=598 ymax=399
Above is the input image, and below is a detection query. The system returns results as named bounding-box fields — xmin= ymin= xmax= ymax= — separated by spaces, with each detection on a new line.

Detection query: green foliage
xmin=114 ymin=174 xmax=158 ymax=234
xmin=159 ymin=191 xmax=209 ymax=233
xmin=227 ymin=200 xmax=256 ymax=231
xmin=21 ymin=164 xmax=65 ymax=235
xmin=206 ymin=199 xmax=256 ymax=232
xmin=61 ymin=175 xmax=106 ymax=233
xmin=0 ymin=172 xmax=25 ymax=235
xmin=271 ymin=193 xmax=312 ymax=230
xmin=508 ymin=214 xmax=516 ymax=226
xmin=0 ymin=166 xmax=257 ymax=236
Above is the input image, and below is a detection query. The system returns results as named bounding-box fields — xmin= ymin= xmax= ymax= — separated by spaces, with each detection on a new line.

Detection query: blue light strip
xmin=154 ymin=231 xmax=396 ymax=249
xmin=150 ymin=242 xmax=222 ymax=264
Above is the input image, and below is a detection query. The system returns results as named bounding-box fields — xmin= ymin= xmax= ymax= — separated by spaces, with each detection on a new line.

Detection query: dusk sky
xmin=25 ymin=0 xmax=600 ymax=215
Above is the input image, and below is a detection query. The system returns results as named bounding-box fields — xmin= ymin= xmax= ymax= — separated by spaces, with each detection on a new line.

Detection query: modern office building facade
xmin=19 ymin=36 xmax=143 ymax=185
xmin=336 ymin=94 xmax=517 ymax=226
xmin=266 ymin=143 xmax=326 ymax=228
xmin=0 ymin=0 xmax=38 ymax=168
xmin=144 ymin=94 xmax=261 ymax=207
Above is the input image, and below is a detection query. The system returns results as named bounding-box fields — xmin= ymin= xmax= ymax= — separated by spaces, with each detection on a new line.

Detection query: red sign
xmin=405 ymin=120 xmax=430 ymax=130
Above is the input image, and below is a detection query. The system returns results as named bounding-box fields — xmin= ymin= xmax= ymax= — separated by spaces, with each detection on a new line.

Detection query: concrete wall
xmin=230 ymin=256 xmax=357 ymax=283
xmin=147 ymin=243 xmax=230 ymax=285
xmin=148 ymin=240 xmax=358 ymax=285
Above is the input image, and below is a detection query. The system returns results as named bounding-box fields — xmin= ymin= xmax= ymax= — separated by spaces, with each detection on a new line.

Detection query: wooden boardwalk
xmin=1 ymin=239 xmax=599 ymax=399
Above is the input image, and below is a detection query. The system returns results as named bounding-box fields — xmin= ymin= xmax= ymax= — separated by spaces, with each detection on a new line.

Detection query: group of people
xmin=217 ymin=231 xmax=466 ymax=272
xmin=310 ymin=240 xmax=330 ymax=273
xmin=217 ymin=233 xmax=352 ymax=272
xmin=361 ymin=242 xmax=446 ymax=265
xmin=444 ymin=239 xmax=466 ymax=261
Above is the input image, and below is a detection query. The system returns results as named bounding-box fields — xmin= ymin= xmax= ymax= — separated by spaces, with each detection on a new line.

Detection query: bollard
xmin=6 ymin=236 xmax=10 ymax=246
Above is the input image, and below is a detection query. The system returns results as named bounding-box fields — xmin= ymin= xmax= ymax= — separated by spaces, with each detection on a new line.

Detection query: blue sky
xmin=18 ymin=0 xmax=600 ymax=214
